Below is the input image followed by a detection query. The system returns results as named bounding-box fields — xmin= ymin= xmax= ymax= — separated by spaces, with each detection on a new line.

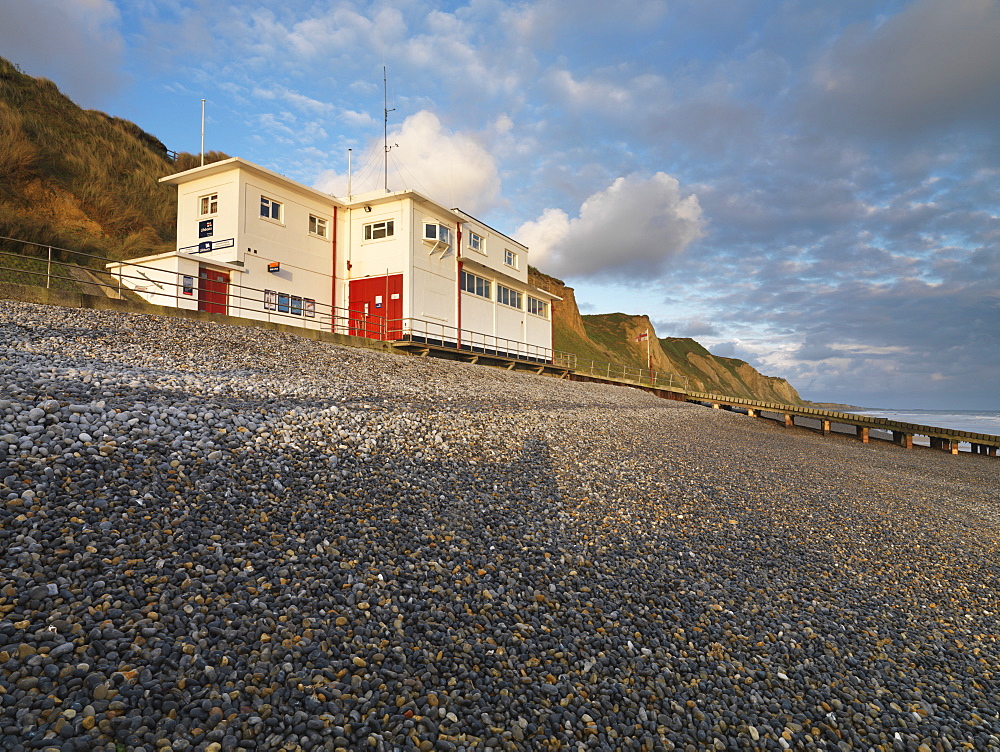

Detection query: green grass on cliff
xmin=580 ymin=313 xmax=651 ymax=370
xmin=0 ymin=56 xmax=227 ymax=269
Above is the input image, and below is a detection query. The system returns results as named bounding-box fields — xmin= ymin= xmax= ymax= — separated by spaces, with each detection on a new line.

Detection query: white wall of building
xmin=110 ymin=254 xmax=201 ymax=310
xmin=123 ymin=158 xmax=557 ymax=353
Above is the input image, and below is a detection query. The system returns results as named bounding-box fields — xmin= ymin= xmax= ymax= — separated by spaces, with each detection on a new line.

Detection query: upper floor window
xmin=527 ymin=296 xmax=548 ymax=318
xmin=309 ymin=215 xmax=328 ymax=238
xmin=199 ymin=193 xmax=218 ymax=216
xmin=423 ymin=222 xmax=452 ymax=251
xmin=468 ymin=232 xmax=485 ymax=253
xmin=504 ymin=249 xmax=518 ymax=269
xmin=260 ymin=196 xmax=283 ymax=222
xmin=364 ymin=220 xmax=394 ymax=240
xmin=497 ymin=285 xmax=522 ymax=310
xmin=461 ymin=270 xmax=491 ymax=299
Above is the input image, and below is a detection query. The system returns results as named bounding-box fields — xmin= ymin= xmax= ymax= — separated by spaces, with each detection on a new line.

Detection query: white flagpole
xmin=200 ymin=99 xmax=206 ymax=167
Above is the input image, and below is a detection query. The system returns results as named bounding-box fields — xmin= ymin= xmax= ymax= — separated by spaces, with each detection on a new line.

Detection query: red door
xmin=198 ymin=267 xmax=229 ymax=315
xmin=349 ymin=275 xmax=402 ymax=340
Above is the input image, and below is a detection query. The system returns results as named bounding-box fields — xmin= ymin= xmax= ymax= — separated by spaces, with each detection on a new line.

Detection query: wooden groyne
xmin=687 ymin=392 xmax=999 ymax=456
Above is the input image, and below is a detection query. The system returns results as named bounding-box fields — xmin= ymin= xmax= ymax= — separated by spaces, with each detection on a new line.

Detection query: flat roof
xmin=453 ymin=208 xmax=528 ymax=251
xmin=160 ymin=157 xmax=344 ymax=207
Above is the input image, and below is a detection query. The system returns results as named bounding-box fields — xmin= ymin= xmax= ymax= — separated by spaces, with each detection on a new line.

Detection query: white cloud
xmin=252 ymin=87 xmax=335 ymax=116
xmin=548 ymin=69 xmax=632 ymax=110
xmin=0 ymin=0 xmax=125 ymax=105
xmin=313 ymin=110 xmax=501 ymax=214
xmin=517 ymin=173 xmax=705 ymax=280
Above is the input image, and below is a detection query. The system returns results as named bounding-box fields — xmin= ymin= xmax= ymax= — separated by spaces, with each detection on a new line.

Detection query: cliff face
xmin=0 ymin=55 xmax=226 ymax=261
xmin=529 ymin=268 xmax=806 ymax=404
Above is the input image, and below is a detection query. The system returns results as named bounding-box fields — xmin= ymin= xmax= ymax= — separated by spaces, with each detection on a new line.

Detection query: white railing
xmin=0 ymin=235 xmax=689 ymax=391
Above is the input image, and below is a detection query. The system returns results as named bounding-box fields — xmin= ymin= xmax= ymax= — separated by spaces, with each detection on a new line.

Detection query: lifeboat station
xmin=107 ymin=157 xmax=559 ymax=360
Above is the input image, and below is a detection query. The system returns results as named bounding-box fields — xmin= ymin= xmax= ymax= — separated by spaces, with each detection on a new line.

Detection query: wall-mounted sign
xmin=182 ymin=275 xmax=194 ymax=295
xmin=181 ymin=238 xmax=236 ymax=254
xmin=268 ymin=262 xmax=280 ymax=273
xmin=199 ymin=219 xmax=214 ymax=238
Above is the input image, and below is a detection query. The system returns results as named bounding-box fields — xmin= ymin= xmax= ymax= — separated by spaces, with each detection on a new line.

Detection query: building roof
xmin=160 ymin=157 xmax=344 ymax=207
xmin=452 ymin=209 xmax=528 ymax=252
xmin=339 ymin=188 xmax=465 ymax=223
xmin=105 ymin=250 xmax=246 ymax=273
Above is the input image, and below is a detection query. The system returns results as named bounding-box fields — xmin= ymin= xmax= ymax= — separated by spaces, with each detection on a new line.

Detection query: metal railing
xmin=0 ymin=236 xmax=689 ymax=391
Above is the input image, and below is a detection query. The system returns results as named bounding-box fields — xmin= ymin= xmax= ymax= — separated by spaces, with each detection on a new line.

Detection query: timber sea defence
xmin=686 ymin=393 xmax=1000 ymax=457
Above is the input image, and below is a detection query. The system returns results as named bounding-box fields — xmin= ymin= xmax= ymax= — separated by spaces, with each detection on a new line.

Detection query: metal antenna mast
xmin=383 ymin=66 xmax=395 ymax=192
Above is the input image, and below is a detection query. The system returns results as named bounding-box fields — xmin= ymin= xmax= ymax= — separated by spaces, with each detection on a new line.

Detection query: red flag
xmin=635 ymin=332 xmax=648 ymax=342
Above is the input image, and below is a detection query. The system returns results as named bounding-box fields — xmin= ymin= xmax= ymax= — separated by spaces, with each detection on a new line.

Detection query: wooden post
xmin=856 ymin=426 xmax=869 ymax=444
xmin=892 ymin=431 xmax=913 ymax=449
xmin=821 ymin=420 xmax=831 ymax=436
xmin=712 ymin=403 xmax=721 ymax=409
xmin=988 ymin=446 xmax=997 ymax=457
xmin=784 ymin=414 xmax=794 ymax=428
xmin=948 ymin=440 xmax=960 ymax=455
xmin=747 ymin=409 xmax=757 ymax=418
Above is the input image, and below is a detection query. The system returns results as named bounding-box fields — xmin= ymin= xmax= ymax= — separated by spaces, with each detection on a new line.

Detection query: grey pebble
xmin=0 ymin=299 xmax=998 ymax=752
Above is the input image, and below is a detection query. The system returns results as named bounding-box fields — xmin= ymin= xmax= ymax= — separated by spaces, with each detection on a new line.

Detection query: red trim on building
xmin=331 ymin=206 xmax=338 ymax=331
xmin=456 ymin=221 xmax=462 ymax=350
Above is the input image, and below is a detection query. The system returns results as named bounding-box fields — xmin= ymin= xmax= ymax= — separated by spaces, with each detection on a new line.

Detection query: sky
xmin=2 ymin=0 xmax=998 ymax=410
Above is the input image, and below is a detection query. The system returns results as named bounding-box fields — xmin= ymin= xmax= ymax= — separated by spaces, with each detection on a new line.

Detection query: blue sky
xmin=3 ymin=0 xmax=998 ymax=409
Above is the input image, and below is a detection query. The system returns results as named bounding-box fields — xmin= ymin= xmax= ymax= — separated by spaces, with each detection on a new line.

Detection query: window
xmin=199 ymin=193 xmax=218 ymax=216
xmin=364 ymin=220 xmax=394 ymax=240
xmin=309 ymin=215 xmax=328 ymax=238
xmin=461 ymin=270 xmax=491 ymax=299
xmin=528 ymin=296 xmax=548 ymax=318
xmin=423 ymin=222 xmax=452 ymax=252
xmin=277 ymin=292 xmax=290 ymax=313
xmin=497 ymin=285 xmax=522 ymax=309
xmin=260 ymin=196 xmax=282 ymax=222
xmin=504 ymin=249 xmax=518 ymax=268
xmin=291 ymin=296 xmax=303 ymax=316
xmin=264 ymin=290 xmax=277 ymax=311
xmin=304 ymin=299 xmax=316 ymax=318
xmin=468 ymin=232 xmax=484 ymax=253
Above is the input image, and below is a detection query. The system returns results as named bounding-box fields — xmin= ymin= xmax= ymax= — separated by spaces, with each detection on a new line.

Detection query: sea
xmin=846 ymin=408 xmax=1000 ymax=449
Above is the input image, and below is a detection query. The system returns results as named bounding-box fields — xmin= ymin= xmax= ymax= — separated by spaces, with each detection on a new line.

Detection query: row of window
xmin=199 ymin=193 xmax=329 ymax=238
xmin=497 ymin=285 xmax=522 ymax=309
xmin=264 ymin=290 xmax=316 ymax=317
xmin=363 ymin=220 xmax=517 ymax=268
xmin=460 ymin=271 xmax=548 ymax=318
xmin=462 ymin=230 xmax=517 ymax=269
xmin=199 ymin=193 xmax=515 ymax=266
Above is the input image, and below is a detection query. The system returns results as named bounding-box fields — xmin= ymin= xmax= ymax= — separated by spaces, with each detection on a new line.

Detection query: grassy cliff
xmin=0 ymin=56 xmax=225 ymax=268
xmin=530 ymin=268 xmax=806 ymax=404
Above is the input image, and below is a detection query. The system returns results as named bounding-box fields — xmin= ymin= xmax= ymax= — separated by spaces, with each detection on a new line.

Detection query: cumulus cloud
xmin=313 ymin=110 xmax=501 ymax=214
xmin=0 ymin=0 xmax=126 ymax=104
xmin=517 ymin=173 xmax=705 ymax=280
xmin=805 ymin=0 xmax=1000 ymax=137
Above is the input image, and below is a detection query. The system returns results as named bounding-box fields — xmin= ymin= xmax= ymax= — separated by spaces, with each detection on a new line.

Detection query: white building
xmin=108 ymin=157 xmax=558 ymax=360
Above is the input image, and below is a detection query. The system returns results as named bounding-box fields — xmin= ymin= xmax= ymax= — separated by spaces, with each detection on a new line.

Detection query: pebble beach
xmin=1 ymin=299 xmax=998 ymax=752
